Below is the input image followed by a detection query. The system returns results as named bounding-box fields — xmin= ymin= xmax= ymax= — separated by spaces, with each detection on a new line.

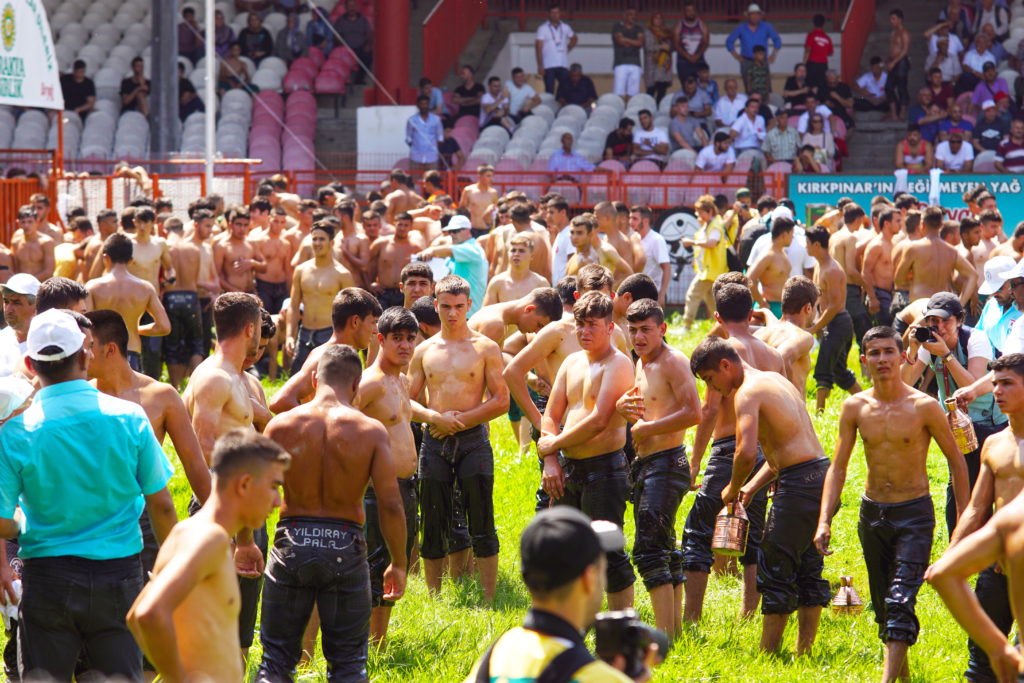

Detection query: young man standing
xmin=356 ymin=309 xmax=420 ymax=645
xmin=631 ymin=205 xmax=671 ymax=307
xmin=128 ymin=431 xmax=288 ymax=683
xmin=862 ymin=209 xmax=901 ymax=328
xmin=0 ymin=310 xmax=176 ymax=681
xmin=270 ymin=288 xmax=381 ymax=413
xmin=286 ymin=221 xmax=357 ymax=373
xmin=815 ymin=326 xmax=969 ymax=683
xmin=260 ymin=346 xmax=407 ymax=681
xmin=895 ymin=205 xmax=978 ymax=308
xmin=484 ymin=234 xmax=550 ymax=305
xmin=86 ymin=233 xmax=171 ymax=373
xmin=399 ymin=261 xmax=435 ymax=309
xmin=164 ymin=217 xmax=217 ymax=389
xmin=458 ymin=165 xmax=499 ymax=235
xmin=806 ymin=225 xmax=863 ymax=413
xmin=748 ymin=217 xmax=795 ymax=318
xmin=408 ymin=275 xmax=508 ymax=602
xmin=615 ymin=299 xmax=701 ymax=637
xmin=538 ymin=291 xmax=637 ymax=610
xmin=596 ymin=201 xmax=645 ymax=275
xmin=251 ymin=207 xmax=293 ymax=316
xmin=369 ymin=211 xmax=420 ymax=309
xmin=565 ymin=215 xmax=633 ymax=286
xmin=755 ymin=275 xmax=819 ymax=391
xmin=214 ymin=206 xmax=266 ymax=295
xmin=692 ymin=336 xmax=830 ymax=657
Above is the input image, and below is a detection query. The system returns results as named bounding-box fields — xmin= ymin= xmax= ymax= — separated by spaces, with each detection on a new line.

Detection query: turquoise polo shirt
xmin=449 ymin=240 xmax=488 ymax=317
xmin=0 ymin=379 xmax=173 ymax=560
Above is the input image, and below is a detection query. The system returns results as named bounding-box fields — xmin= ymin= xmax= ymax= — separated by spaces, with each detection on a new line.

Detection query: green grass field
xmin=159 ymin=319 xmax=975 ymax=682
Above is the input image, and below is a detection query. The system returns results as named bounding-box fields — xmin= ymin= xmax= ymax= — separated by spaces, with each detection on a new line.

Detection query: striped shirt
xmin=996 ymin=138 xmax=1024 ymax=171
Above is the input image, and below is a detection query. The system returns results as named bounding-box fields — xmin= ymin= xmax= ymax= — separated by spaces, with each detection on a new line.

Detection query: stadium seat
xmin=974 ymin=150 xmax=998 ymax=172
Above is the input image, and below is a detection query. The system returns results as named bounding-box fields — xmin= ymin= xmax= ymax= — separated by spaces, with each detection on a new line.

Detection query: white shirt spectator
xmin=551 ymin=224 xmax=575 ymax=284
xmin=856 ymin=71 xmax=887 ymax=99
xmin=730 ymin=114 xmax=766 ymax=150
xmin=917 ymin=327 xmax=992 ymax=365
xmin=713 ymin=94 xmax=747 ymax=127
xmin=929 ymin=33 xmax=964 ymax=59
xmin=963 ymin=47 xmax=997 ymax=74
xmin=634 ymin=125 xmax=670 ymax=162
xmin=696 ymin=144 xmax=737 ymax=171
xmin=640 ymin=229 xmax=671 ymax=287
xmin=747 ymin=225 xmax=816 ymax=276
xmin=480 ymin=91 xmax=510 ymax=127
xmin=535 ymin=21 xmax=575 ymax=69
xmin=0 ymin=327 xmax=25 ymax=378
xmin=506 ymin=80 xmax=537 ymax=115
xmin=935 ymin=139 xmax=975 ymax=170
xmin=797 ymin=104 xmax=834 ymax=134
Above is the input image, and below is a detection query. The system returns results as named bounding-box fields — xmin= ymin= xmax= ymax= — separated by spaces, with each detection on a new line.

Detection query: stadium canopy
xmin=0 ymin=0 xmax=63 ymax=110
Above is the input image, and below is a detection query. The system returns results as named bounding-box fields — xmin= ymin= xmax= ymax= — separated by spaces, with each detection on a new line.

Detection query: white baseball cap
xmin=983 ymin=99 xmax=997 ymax=110
xmin=771 ymin=205 xmax=794 ymax=222
xmin=979 ymin=255 xmax=1017 ymax=295
xmin=0 ymin=376 xmax=32 ymax=421
xmin=26 ymin=309 xmax=85 ymax=362
xmin=1 ymin=273 xmax=41 ymax=297
xmin=747 ymin=3 xmax=763 ymax=13
xmin=443 ymin=215 xmax=473 ymax=232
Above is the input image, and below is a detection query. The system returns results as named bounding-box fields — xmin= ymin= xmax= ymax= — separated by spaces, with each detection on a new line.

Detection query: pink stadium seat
xmin=308 ymin=46 xmax=326 ymax=68
xmin=733 ymin=155 xmax=753 ymax=172
xmin=494 ymin=158 xmax=525 ymax=173
xmin=454 ymin=115 xmax=479 ymax=131
xmin=283 ymin=70 xmax=313 ymax=92
xmin=597 ymin=159 xmax=627 ymax=175
xmin=290 ymin=57 xmax=318 ymax=79
xmin=528 ymin=158 xmax=551 ymax=172
xmin=664 ymin=158 xmax=695 ymax=172
xmin=974 ymin=157 xmax=998 ymax=172
xmin=832 ymin=117 xmax=847 ymax=140
xmin=765 ymin=161 xmax=793 ymax=174
xmin=628 ymin=160 xmax=661 ymax=174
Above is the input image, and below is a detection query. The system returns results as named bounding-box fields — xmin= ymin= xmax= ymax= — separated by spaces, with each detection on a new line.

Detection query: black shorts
xmin=378 ymin=287 xmax=404 ymax=310
xmin=758 ymin=457 xmax=831 ymax=615
xmin=682 ymin=436 xmax=768 ymax=572
xmin=365 ymin=477 xmax=418 ymax=608
xmin=238 ymin=524 xmax=269 ymax=649
xmin=868 ymin=287 xmax=894 ymax=328
xmin=257 ymin=517 xmax=370 ymax=682
xmin=630 ymin=446 xmax=691 ymax=590
xmin=858 ymin=494 xmax=934 ymax=644
xmin=814 ymin=311 xmax=857 ymax=391
xmin=162 ymin=290 xmax=204 ymax=365
xmin=255 ymin=279 xmax=289 ymax=315
xmin=557 ymin=450 xmax=636 ymax=594
xmin=290 ymin=325 xmax=332 ymax=375
xmin=418 ymin=424 xmax=498 ymax=560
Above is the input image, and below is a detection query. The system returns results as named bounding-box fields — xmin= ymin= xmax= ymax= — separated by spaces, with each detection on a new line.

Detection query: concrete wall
xmin=487 ymin=31 xmax=842 ymax=83
xmin=357 ymin=105 xmax=417 ymax=170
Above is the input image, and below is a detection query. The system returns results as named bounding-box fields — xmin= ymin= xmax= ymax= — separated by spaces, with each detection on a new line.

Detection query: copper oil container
xmin=831 ymin=576 xmax=864 ymax=615
xmin=944 ymin=398 xmax=978 ymax=454
xmin=712 ymin=501 xmax=749 ymax=557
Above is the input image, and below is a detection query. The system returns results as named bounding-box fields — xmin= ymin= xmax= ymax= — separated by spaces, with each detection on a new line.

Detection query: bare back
xmin=735 ymin=367 xmax=824 ymax=470
xmin=904 ymin=236 xmax=960 ymax=300
xmin=357 ymin=366 xmax=417 ymax=479
xmin=712 ymin=332 xmax=786 ymax=440
xmin=167 ymin=238 xmax=201 ymax=292
xmin=87 ymin=272 xmax=158 ymax=353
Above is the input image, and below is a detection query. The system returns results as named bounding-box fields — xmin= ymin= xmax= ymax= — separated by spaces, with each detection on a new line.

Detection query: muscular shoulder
xmin=472 ymin=332 xmax=504 ymax=357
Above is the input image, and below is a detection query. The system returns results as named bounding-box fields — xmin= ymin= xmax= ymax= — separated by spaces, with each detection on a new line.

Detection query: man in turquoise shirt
xmin=0 ymin=309 xmax=177 ymax=681
xmin=416 ymin=214 xmax=489 ymax=316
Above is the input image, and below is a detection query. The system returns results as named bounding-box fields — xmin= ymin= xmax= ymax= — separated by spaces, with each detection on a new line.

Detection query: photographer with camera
xmin=464 ymin=507 xmax=658 ymax=683
xmin=901 ymin=292 xmax=1007 ymax=536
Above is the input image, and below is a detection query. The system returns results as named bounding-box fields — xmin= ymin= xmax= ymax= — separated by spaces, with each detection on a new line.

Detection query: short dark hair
xmin=576 ymin=264 xmax=613 ymax=294
xmin=980 ymin=208 xmax=1003 ymax=224
xmin=134 ymin=207 xmax=155 ymax=224
xmin=377 ymin=306 xmax=419 ymax=336
xmin=555 ymin=276 xmax=577 ymax=307
xmin=771 ymin=216 xmax=795 ymax=240
xmin=879 ymin=208 xmax=898 ymax=230
xmin=36 ymin=277 xmax=88 ymax=313
xmin=923 ymin=205 xmax=945 ymax=231
xmin=213 ymin=292 xmax=261 ymax=340
xmin=435 ymin=274 xmax=471 ymax=299
xmin=529 ymin=288 xmax=564 ymax=323
xmin=249 ymin=197 xmax=272 ymax=214
xmin=862 ymin=325 xmax=903 ymax=352
xmin=842 ymin=204 xmax=865 ymax=225
xmin=411 ymin=295 xmax=440 ymax=327
xmin=260 ymin=308 xmax=276 ymax=341
xmin=805 ymin=225 xmax=830 ymax=249
xmin=85 ymin=309 xmax=130 ymax=357
xmin=960 ymin=216 xmax=981 ymax=236
xmin=331 ymin=288 xmax=382 ymax=330
xmin=317 ymin=344 xmax=363 ymax=387
xmin=691 ymin=336 xmax=741 ymax=375
xmin=211 ymin=429 xmax=290 ymax=489
xmin=989 ymin=353 xmax=1024 ymax=379
xmin=813 ymin=13 xmax=825 ymax=27
xmin=616 ymin=273 xmax=658 ymax=303
xmin=618 ymin=117 xmax=635 ymax=129
xmin=547 ymin=197 xmax=569 ymax=214
xmin=781 ymin=276 xmax=819 ymax=314
xmin=400 ymin=262 xmax=434 ymax=284
xmin=311 ymin=219 xmax=335 ymax=240
xmin=715 ymin=283 xmax=753 ymax=322
xmin=573 ymin=291 xmax=613 ymax=322
xmin=712 ymin=271 xmax=752 ymax=298
xmin=103 ymin=232 xmax=133 ymax=264
xmin=625 ymin=298 xmax=664 ymax=325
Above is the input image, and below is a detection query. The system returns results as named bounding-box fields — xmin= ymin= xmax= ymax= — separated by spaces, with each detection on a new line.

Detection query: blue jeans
xmin=18 ymin=555 xmax=144 ymax=681
xmin=543 ymin=66 xmax=568 ymax=95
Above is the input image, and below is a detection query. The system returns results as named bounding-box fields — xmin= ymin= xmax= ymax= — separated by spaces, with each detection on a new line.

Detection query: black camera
xmin=594 ymin=609 xmax=667 ymax=679
xmin=914 ymin=326 xmax=937 ymax=343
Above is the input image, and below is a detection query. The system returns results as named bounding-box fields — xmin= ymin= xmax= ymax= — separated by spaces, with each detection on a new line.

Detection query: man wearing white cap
xmin=978 ymin=257 xmax=1024 ymax=354
xmin=415 ymin=214 xmax=488 ymax=316
xmin=0 ymin=273 xmax=40 ymax=378
xmin=0 ymin=309 xmax=177 ymax=681
xmin=725 ymin=4 xmax=782 ymax=85
xmin=746 ymin=206 xmax=816 ymax=280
